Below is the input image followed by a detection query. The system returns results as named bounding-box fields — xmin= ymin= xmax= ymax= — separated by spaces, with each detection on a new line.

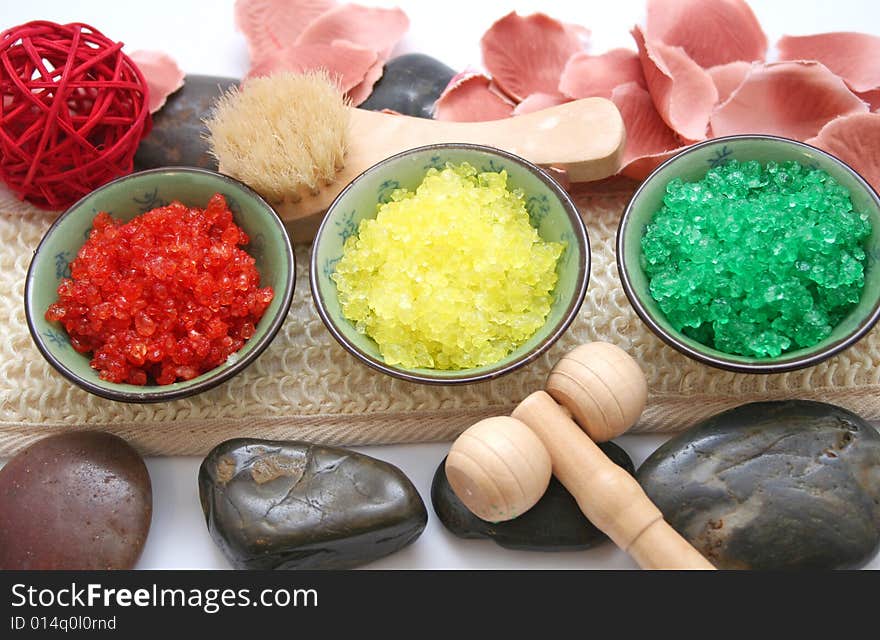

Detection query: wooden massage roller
xmin=445 ymin=342 xmax=715 ymax=570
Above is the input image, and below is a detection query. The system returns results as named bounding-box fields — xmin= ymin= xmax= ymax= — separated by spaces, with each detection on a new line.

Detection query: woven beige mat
xmin=2 ymin=183 xmax=879 ymax=457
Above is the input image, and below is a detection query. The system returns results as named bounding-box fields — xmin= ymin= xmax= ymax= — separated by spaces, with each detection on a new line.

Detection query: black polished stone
xmin=135 ymin=74 xmax=238 ymax=171
xmin=199 ymin=439 xmax=428 ymax=569
xmin=360 ymin=53 xmax=455 ymax=118
xmin=431 ymin=441 xmax=635 ymax=551
xmin=637 ymin=400 xmax=880 ymax=570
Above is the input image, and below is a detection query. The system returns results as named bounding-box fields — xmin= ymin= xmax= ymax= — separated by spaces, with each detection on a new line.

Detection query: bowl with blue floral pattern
xmin=24 ymin=167 xmax=295 ymax=402
xmin=310 ymin=143 xmax=590 ymax=385
xmin=617 ymin=135 xmax=880 ymax=374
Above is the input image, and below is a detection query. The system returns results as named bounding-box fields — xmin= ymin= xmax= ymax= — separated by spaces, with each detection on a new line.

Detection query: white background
xmin=2 ymin=0 xmax=879 ymax=569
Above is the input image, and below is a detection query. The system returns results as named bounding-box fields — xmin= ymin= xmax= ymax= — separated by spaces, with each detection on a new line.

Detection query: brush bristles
xmin=205 ymin=70 xmax=349 ymax=202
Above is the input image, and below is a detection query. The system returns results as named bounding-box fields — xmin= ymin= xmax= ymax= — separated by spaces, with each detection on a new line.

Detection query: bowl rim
xmin=617 ymin=133 xmax=880 ymax=374
xmin=24 ymin=166 xmax=296 ymax=403
xmin=310 ymin=142 xmax=590 ymax=385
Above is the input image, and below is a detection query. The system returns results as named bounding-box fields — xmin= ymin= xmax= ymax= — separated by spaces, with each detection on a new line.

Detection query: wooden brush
xmin=206 ymin=71 xmax=625 ymax=241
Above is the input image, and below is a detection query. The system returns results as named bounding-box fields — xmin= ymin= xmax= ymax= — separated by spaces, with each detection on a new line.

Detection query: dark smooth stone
xmin=360 ymin=53 xmax=455 ymax=119
xmin=637 ymin=400 xmax=880 ymax=570
xmin=135 ymin=74 xmax=238 ymax=171
xmin=199 ymin=439 xmax=428 ymax=569
xmin=0 ymin=432 xmax=152 ymax=570
xmin=432 ymin=441 xmax=635 ymax=551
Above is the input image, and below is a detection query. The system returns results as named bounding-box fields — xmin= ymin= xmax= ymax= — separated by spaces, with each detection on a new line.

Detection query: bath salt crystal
xmin=332 ymin=162 xmax=564 ymax=369
xmin=46 ymin=194 xmax=274 ymax=384
xmin=641 ymin=159 xmax=872 ymax=358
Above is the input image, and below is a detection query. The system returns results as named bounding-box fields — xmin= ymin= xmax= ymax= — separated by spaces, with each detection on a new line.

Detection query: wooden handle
xmin=512 ymin=391 xmax=714 ymax=570
xmin=627 ymin=518 xmax=716 ymax=570
xmin=271 ymin=98 xmax=625 ymax=228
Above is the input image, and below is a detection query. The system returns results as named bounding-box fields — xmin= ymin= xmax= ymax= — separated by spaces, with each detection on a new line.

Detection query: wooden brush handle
xmin=512 ymin=391 xmax=715 ymax=570
xmin=273 ymin=98 xmax=624 ymax=228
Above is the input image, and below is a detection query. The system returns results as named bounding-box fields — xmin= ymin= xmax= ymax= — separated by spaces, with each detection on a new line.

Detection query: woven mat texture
xmin=2 ymin=184 xmax=879 ymax=456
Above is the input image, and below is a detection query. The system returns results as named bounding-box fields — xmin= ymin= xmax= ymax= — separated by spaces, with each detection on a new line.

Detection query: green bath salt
xmin=640 ymin=159 xmax=872 ymax=358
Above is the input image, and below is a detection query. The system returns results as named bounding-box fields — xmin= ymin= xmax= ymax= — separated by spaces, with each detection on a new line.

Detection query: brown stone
xmin=0 ymin=432 xmax=152 ymax=570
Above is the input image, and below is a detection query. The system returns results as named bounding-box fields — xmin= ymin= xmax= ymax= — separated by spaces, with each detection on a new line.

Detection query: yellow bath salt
xmin=332 ymin=162 xmax=564 ymax=369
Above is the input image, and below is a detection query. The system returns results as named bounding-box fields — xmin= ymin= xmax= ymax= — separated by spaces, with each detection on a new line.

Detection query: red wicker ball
xmin=0 ymin=21 xmax=152 ymax=210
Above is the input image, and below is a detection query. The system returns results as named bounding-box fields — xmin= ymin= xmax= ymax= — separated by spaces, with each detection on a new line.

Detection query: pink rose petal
xmin=710 ymin=61 xmax=868 ymax=140
xmin=559 ymin=49 xmax=645 ymax=100
xmin=293 ymin=5 xmax=408 ymax=106
xmin=347 ymin=59 xmax=386 ymax=106
xmin=295 ymin=4 xmax=408 ymax=55
xmin=237 ymin=2 xmax=408 ymax=105
xmin=633 ymin=26 xmax=718 ymax=142
xmin=246 ymin=40 xmax=377 ymax=94
xmin=433 ymin=70 xmax=515 ymax=122
xmin=619 ymin=147 xmax=685 ymax=182
xmin=857 ymin=89 xmax=880 ymax=112
xmin=481 ymin=12 xmax=585 ymax=102
xmin=513 ymin=92 xmax=570 ymax=115
xmin=565 ymin=23 xmax=592 ymax=48
xmin=777 ymin=32 xmax=880 ymax=93
xmin=707 ymin=61 xmax=751 ymax=104
xmin=129 ymin=50 xmax=185 ymax=113
xmin=610 ymin=82 xmax=684 ymax=179
xmin=234 ymin=0 xmax=336 ymax=65
xmin=806 ymin=112 xmax=880 ymax=192
xmin=645 ymin=0 xmax=767 ymax=68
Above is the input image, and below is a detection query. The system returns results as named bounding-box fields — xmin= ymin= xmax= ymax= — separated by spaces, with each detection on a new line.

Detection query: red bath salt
xmin=45 ymin=194 xmax=274 ymax=386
